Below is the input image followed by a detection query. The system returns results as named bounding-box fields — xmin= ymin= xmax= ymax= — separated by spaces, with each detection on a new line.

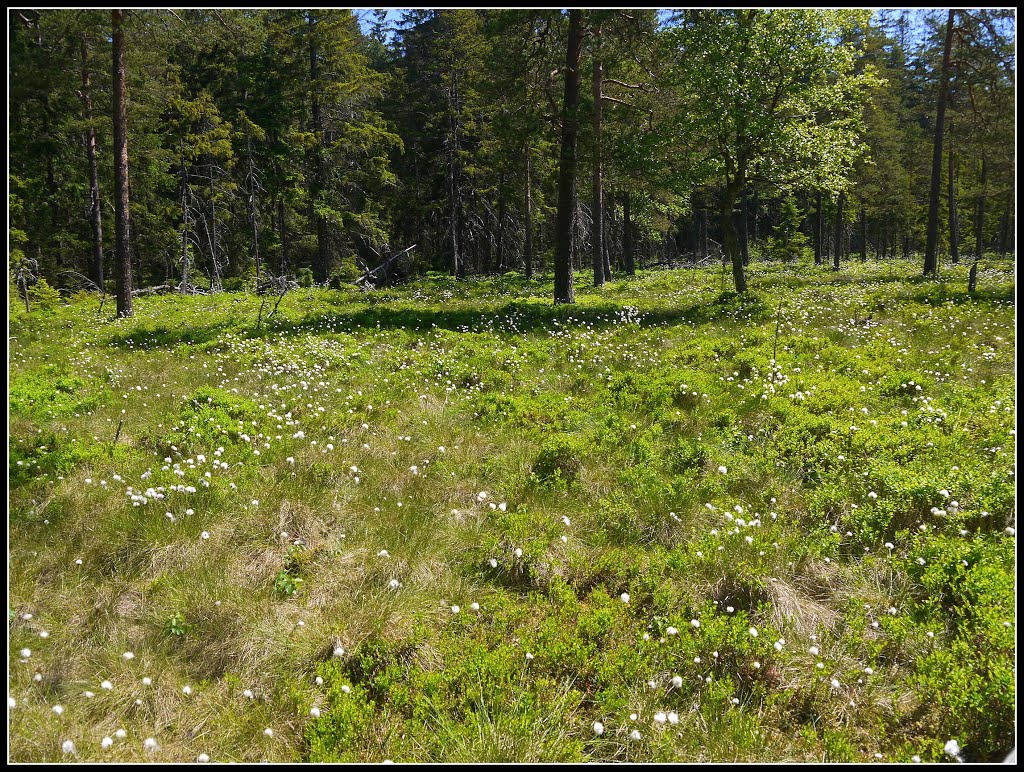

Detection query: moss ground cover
xmin=7 ymin=258 xmax=1015 ymax=762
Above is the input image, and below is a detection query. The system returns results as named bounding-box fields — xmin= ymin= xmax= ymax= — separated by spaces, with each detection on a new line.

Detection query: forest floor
xmin=7 ymin=258 xmax=1016 ymax=763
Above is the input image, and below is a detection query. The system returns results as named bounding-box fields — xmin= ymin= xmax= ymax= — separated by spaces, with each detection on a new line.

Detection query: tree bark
xmin=308 ymin=13 xmax=328 ymax=282
xmin=923 ymin=9 xmax=955 ymax=276
xmin=948 ymin=119 xmax=959 ymax=265
xmin=974 ymin=154 xmax=986 ymax=259
xmin=79 ymin=33 xmax=104 ymax=292
xmin=998 ymin=191 xmax=1009 ymax=258
xmin=860 ymin=205 xmax=867 ymax=261
xmin=833 ymin=192 xmax=844 ymax=271
xmin=112 ymin=9 xmax=132 ymax=317
xmin=245 ymin=120 xmax=260 ymax=281
xmin=495 ymin=173 xmax=506 ymax=273
xmin=592 ymin=32 xmax=604 ymax=288
xmin=553 ymin=9 xmax=584 ymax=304
xmin=740 ymin=189 xmax=749 ymax=266
xmin=720 ymin=182 xmax=746 ymax=293
xmin=524 ymin=143 xmax=533 ymax=279
xmin=180 ymin=145 xmax=191 ymax=289
xmin=622 ymin=190 xmax=636 ymax=276
xmin=277 ymin=192 xmax=289 ymax=273
xmin=814 ymin=191 xmax=823 ymax=265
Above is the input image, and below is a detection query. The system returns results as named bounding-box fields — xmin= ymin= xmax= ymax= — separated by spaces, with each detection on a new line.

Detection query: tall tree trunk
xmin=524 ymin=144 xmax=533 ymax=279
xmin=860 ymin=205 xmax=868 ymax=261
xmin=998 ymin=191 xmax=1010 ymax=258
xmin=180 ymin=145 xmax=191 ymax=289
xmin=623 ymin=190 xmax=635 ymax=277
xmin=740 ymin=189 xmax=749 ymax=266
xmin=814 ymin=190 xmax=823 ymax=265
xmin=112 ymin=9 xmax=132 ymax=317
xmin=592 ymin=33 xmax=604 ymax=288
xmin=720 ymin=185 xmax=746 ymax=293
xmin=448 ymin=164 xmax=461 ymax=278
xmin=277 ymin=193 xmax=289 ymax=273
xmin=553 ymin=9 xmax=584 ymax=304
xmin=923 ymin=9 xmax=955 ymax=276
xmin=447 ymin=74 xmax=462 ymax=278
xmin=308 ymin=13 xmax=328 ymax=282
xmin=602 ymin=189 xmax=618 ymax=270
xmin=79 ymin=33 xmax=104 ymax=292
xmin=948 ymin=119 xmax=959 ymax=265
xmin=698 ymin=199 xmax=708 ymax=262
xmin=245 ymin=120 xmax=260 ymax=281
xmin=833 ymin=192 xmax=844 ymax=271
xmin=974 ymin=155 xmax=986 ymax=259
xmin=210 ymin=176 xmax=222 ymax=291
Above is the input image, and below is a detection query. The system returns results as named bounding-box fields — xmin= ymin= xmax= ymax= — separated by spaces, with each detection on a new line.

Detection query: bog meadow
xmin=8 ymin=8 xmax=1016 ymax=764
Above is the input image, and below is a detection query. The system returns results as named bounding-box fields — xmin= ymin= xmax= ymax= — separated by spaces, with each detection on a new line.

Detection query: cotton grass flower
xmin=944 ymin=740 xmax=963 ymax=761
xmin=143 ymin=738 xmax=159 ymax=752
xmin=592 ymin=721 xmax=604 ymax=736
xmin=62 ymin=740 xmax=76 ymax=754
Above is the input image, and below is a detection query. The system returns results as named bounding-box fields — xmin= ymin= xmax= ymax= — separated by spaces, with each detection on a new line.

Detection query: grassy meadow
xmin=7 ymin=258 xmax=1016 ymax=762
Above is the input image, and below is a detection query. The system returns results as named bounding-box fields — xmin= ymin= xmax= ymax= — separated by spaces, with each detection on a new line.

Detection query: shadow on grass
xmin=105 ymin=321 xmax=235 ymax=351
xmin=254 ymin=291 xmax=772 ymax=340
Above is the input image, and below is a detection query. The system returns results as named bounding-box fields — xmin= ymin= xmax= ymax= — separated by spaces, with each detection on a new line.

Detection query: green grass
xmin=8 ymin=258 xmax=1016 ymax=762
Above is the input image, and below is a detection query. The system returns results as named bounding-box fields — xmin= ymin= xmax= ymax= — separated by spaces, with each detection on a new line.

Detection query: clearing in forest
xmin=7 ymin=260 xmax=1016 ymax=763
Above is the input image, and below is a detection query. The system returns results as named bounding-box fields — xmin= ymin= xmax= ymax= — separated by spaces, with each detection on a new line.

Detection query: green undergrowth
xmin=8 ymin=258 xmax=1016 ymax=762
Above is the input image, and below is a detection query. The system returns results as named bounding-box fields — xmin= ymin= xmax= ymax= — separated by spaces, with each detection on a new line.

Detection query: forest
xmin=7 ymin=8 xmax=1017 ymax=765
xmin=8 ymin=9 xmax=1016 ymax=306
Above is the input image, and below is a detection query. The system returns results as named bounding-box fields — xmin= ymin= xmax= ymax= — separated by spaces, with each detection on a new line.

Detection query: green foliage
xmin=273 ymin=570 xmax=304 ymax=597
xmin=6 ymin=254 xmax=1016 ymax=764
xmin=532 ymin=434 xmax=585 ymax=487
xmin=164 ymin=611 xmax=190 ymax=637
xmin=27 ymin=277 xmax=62 ymax=311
